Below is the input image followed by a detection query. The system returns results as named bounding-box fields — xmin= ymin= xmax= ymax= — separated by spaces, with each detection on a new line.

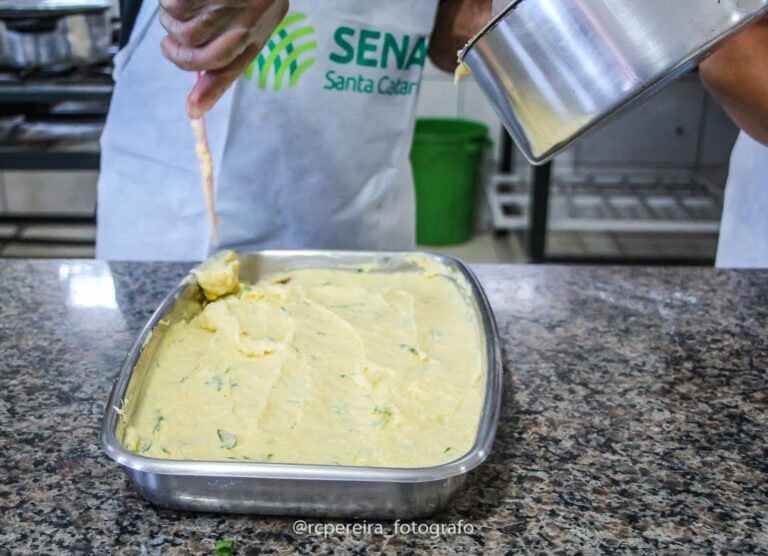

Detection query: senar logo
xmin=324 ymin=27 xmax=428 ymax=97
xmin=329 ymin=27 xmax=428 ymax=70
xmin=244 ymin=13 xmax=318 ymax=91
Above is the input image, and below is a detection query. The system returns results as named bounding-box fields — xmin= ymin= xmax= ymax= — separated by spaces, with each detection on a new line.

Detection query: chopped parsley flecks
xmin=429 ymin=329 xmax=443 ymax=341
xmin=153 ymin=415 xmax=165 ymax=433
xmin=217 ymin=429 xmax=237 ymax=450
xmin=206 ymin=375 xmax=225 ymax=392
xmin=372 ymin=405 xmax=393 ymax=427
xmin=139 ymin=441 xmax=152 ymax=454
xmin=332 ymin=402 xmax=349 ymax=415
xmin=237 ymin=285 xmax=253 ymax=299
xmin=332 ymin=302 xmax=365 ymax=309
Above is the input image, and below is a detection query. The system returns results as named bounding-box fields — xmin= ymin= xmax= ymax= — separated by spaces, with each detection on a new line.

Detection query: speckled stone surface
xmin=0 ymin=260 xmax=766 ymax=554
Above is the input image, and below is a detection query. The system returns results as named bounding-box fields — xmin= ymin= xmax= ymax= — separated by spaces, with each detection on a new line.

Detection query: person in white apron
xmin=716 ymin=134 xmax=768 ymax=268
xmin=700 ymin=16 xmax=768 ymax=268
xmin=97 ymin=1 xmax=491 ymax=260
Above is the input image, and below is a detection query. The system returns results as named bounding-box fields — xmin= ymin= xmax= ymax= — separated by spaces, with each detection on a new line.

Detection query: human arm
xmin=158 ymin=0 xmax=289 ymax=118
xmin=428 ymin=0 xmax=492 ymax=73
xmin=699 ymin=16 xmax=768 ymax=147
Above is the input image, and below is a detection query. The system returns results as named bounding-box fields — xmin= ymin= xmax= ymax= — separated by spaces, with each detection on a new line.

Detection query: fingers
xmin=161 ymin=0 xmax=291 ymax=115
xmin=159 ymin=7 xmax=235 ymax=48
xmin=157 ymin=0 xmax=210 ymax=21
xmin=187 ymin=42 xmax=262 ymax=118
xmin=159 ymin=0 xmax=285 ymax=72
xmin=161 ymin=26 xmax=253 ymax=72
xmin=158 ymin=0 xmax=254 ymax=21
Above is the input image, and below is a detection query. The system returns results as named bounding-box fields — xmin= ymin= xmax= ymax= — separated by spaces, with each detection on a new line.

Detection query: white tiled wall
xmin=417 ymin=60 xmax=504 ymax=161
xmin=416 ymin=65 xmax=739 ymax=172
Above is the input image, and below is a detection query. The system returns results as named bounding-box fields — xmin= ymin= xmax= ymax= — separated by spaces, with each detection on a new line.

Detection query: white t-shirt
xmin=717 ymin=132 xmax=768 ymax=268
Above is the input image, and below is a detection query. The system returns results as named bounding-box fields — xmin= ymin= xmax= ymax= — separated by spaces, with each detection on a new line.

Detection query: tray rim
xmin=100 ymin=250 xmax=502 ymax=484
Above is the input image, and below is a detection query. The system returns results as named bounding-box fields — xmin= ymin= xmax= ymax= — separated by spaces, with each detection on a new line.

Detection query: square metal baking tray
xmin=100 ymin=251 xmax=502 ymax=519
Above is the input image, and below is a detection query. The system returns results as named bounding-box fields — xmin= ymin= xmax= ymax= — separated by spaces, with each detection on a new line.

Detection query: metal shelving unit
xmin=489 ymin=156 xmax=724 ymax=264
xmin=0 ymin=71 xmax=111 ymax=255
xmin=489 ymin=169 xmax=723 ymax=234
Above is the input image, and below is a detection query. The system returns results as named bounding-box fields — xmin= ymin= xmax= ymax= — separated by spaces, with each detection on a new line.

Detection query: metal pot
xmin=0 ymin=0 xmax=112 ymax=70
xmin=461 ymin=0 xmax=768 ymax=164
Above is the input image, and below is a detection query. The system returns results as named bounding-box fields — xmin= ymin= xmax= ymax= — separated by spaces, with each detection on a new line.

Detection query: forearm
xmin=699 ymin=17 xmax=768 ymax=146
xmin=429 ymin=0 xmax=492 ymax=72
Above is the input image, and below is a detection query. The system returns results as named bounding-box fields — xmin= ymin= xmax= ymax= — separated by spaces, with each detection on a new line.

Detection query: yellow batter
xmin=122 ymin=252 xmax=485 ymax=468
xmin=455 ymin=61 xmax=472 ymax=83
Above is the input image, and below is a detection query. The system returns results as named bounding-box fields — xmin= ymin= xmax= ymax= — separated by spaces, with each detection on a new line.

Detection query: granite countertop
xmin=0 ymin=260 xmax=766 ymax=554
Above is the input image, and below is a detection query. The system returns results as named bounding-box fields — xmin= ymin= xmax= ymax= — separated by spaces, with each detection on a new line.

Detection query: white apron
xmin=97 ymin=0 xmax=439 ymax=260
xmin=716 ymin=132 xmax=768 ymax=269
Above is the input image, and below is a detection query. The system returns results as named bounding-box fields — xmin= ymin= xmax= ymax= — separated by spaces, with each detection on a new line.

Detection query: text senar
xmin=324 ymin=26 xmax=427 ymax=96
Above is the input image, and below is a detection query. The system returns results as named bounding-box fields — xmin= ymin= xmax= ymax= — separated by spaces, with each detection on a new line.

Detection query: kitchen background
xmin=0 ymin=3 xmax=740 ymax=263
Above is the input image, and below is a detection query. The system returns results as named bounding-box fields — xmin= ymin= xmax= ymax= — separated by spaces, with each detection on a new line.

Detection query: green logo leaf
xmin=244 ymin=12 xmax=318 ymax=91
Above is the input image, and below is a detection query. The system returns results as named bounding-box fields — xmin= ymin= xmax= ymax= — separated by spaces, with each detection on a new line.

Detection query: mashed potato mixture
xmin=122 ymin=252 xmax=485 ymax=468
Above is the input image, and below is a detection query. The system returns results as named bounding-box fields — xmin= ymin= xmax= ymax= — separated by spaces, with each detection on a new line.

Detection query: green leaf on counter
xmin=214 ymin=539 xmax=235 ymax=556
xmin=218 ymin=429 xmax=237 ymax=450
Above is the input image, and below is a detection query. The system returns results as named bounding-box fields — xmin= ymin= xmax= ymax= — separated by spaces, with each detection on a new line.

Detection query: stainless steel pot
xmin=461 ymin=0 xmax=768 ymax=164
xmin=0 ymin=0 xmax=112 ymax=69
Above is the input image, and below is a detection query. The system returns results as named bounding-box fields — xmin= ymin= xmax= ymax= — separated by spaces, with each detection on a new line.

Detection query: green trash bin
xmin=411 ymin=118 xmax=489 ymax=246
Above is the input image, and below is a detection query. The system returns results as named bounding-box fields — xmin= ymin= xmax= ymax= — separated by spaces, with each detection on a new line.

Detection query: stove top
xmin=0 ymin=0 xmax=111 ymax=17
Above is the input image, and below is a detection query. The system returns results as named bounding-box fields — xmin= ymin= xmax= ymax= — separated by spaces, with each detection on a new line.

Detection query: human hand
xmin=159 ymin=0 xmax=289 ymax=118
xmin=699 ymin=15 xmax=768 ymax=146
xmin=429 ymin=0 xmax=492 ymax=73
